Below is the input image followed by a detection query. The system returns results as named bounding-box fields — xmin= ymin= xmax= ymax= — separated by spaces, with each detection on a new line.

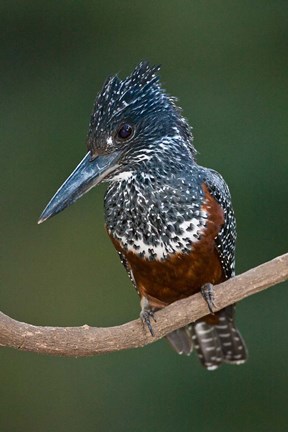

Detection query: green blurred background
xmin=1 ymin=1 xmax=288 ymax=431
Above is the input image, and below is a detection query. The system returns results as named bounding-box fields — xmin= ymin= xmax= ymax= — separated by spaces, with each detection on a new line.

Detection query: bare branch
xmin=0 ymin=253 xmax=287 ymax=357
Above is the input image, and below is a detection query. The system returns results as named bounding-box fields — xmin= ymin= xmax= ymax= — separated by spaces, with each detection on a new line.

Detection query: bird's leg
xmin=140 ymin=296 xmax=156 ymax=337
xmin=201 ymin=283 xmax=217 ymax=314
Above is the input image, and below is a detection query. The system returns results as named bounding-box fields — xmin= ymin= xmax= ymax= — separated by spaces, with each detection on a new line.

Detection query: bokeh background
xmin=1 ymin=1 xmax=288 ymax=431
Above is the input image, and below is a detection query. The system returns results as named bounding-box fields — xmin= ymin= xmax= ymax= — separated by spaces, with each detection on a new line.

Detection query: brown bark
xmin=0 ymin=253 xmax=287 ymax=357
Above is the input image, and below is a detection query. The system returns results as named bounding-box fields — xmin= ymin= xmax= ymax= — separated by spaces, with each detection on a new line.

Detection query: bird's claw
xmin=201 ymin=283 xmax=217 ymax=314
xmin=140 ymin=309 xmax=156 ymax=336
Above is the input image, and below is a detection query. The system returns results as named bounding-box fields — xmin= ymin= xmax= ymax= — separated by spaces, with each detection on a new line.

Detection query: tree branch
xmin=0 ymin=253 xmax=287 ymax=357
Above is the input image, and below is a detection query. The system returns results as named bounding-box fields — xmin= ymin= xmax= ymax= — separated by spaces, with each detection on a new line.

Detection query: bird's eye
xmin=117 ymin=123 xmax=134 ymax=141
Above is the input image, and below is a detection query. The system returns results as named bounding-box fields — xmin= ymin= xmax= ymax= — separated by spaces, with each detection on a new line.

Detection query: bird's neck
xmin=124 ymin=133 xmax=196 ymax=176
xmin=107 ymin=135 xmax=197 ymax=194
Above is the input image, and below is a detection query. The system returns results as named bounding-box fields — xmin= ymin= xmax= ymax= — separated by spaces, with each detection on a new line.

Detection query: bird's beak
xmin=38 ymin=151 xmax=121 ymax=224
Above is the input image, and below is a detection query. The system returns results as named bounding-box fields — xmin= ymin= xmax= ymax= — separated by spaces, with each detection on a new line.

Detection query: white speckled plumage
xmin=40 ymin=61 xmax=247 ymax=369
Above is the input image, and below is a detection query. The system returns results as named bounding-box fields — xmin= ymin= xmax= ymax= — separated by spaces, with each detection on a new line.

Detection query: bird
xmin=38 ymin=61 xmax=247 ymax=370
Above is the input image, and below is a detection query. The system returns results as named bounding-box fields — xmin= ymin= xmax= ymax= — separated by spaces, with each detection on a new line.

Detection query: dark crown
xmin=87 ymin=61 xmax=195 ymax=158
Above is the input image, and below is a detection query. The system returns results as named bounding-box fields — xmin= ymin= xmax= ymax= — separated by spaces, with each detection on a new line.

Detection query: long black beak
xmin=38 ymin=151 xmax=121 ymax=224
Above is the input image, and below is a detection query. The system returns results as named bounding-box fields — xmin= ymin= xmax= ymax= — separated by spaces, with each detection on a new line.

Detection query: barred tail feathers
xmin=214 ymin=305 xmax=247 ymax=365
xmin=165 ymin=305 xmax=247 ymax=369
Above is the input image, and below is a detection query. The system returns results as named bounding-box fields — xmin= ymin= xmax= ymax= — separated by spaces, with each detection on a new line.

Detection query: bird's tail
xmin=166 ymin=305 xmax=247 ymax=370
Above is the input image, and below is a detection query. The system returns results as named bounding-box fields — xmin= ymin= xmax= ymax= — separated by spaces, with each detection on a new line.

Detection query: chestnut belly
xmin=112 ymin=234 xmax=225 ymax=309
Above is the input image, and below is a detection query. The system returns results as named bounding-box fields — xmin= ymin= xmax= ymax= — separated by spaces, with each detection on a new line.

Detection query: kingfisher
xmin=39 ymin=61 xmax=247 ymax=370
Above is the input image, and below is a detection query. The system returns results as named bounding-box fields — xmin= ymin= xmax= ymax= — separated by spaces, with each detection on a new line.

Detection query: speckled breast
xmin=105 ymin=177 xmax=226 ymax=308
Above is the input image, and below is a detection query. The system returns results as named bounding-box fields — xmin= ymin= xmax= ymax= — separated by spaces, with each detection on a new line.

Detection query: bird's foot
xmin=140 ymin=297 xmax=156 ymax=336
xmin=201 ymin=283 xmax=217 ymax=314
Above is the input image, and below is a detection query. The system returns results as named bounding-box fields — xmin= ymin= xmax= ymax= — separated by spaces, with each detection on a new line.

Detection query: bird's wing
xmin=202 ymin=168 xmax=237 ymax=279
xmin=116 ymin=250 xmax=139 ymax=295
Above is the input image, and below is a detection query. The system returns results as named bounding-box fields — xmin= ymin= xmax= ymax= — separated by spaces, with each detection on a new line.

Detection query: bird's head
xmin=38 ymin=61 xmax=194 ymax=224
